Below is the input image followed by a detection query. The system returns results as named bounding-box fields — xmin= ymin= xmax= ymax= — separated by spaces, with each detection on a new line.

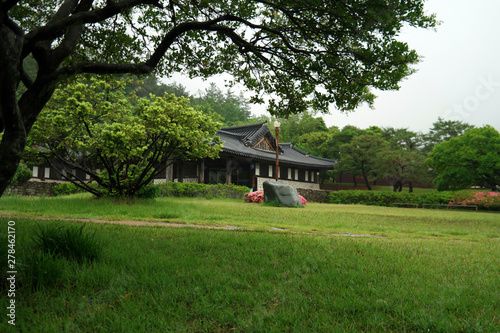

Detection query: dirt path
xmin=0 ymin=213 xmax=241 ymax=230
xmin=1 ymin=213 xmax=378 ymax=237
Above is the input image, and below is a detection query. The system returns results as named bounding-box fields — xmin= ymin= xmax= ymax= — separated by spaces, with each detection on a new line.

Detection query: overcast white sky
xmin=165 ymin=0 xmax=500 ymax=133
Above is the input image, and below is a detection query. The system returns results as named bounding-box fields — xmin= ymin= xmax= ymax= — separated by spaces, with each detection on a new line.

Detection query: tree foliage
xmin=8 ymin=162 xmax=32 ymax=186
xmin=426 ymin=126 xmax=500 ymax=191
xmin=375 ymin=149 xmax=428 ymax=192
xmin=338 ymin=134 xmax=386 ymax=190
xmin=276 ymin=112 xmax=328 ymax=145
xmin=133 ymin=75 xmax=191 ymax=99
xmin=0 ymin=0 xmax=436 ymax=195
xmin=27 ymin=77 xmax=222 ymax=197
xmin=423 ymin=117 xmax=474 ymax=153
xmin=193 ymin=83 xmax=252 ymax=126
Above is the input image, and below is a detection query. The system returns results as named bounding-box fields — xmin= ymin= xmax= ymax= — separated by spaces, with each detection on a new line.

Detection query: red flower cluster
xmin=245 ymin=191 xmax=265 ymax=203
xmin=450 ymin=191 xmax=500 ymax=209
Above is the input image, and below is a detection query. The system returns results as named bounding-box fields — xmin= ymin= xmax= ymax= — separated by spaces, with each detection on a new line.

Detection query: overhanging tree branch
xmin=24 ymin=0 xmax=163 ymax=46
xmin=1 ymin=0 xmax=437 ymax=196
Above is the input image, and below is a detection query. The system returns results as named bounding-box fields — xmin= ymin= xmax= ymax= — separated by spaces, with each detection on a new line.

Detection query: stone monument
xmin=263 ymin=180 xmax=303 ymax=207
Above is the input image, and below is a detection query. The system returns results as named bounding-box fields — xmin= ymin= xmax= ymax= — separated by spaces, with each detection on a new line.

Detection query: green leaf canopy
xmin=28 ymin=77 xmax=222 ymax=197
xmin=427 ymin=126 xmax=500 ymax=191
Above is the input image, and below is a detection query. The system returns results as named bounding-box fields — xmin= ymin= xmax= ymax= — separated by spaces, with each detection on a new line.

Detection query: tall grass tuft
xmin=21 ymin=250 xmax=66 ymax=291
xmin=32 ymin=223 xmax=107 ymax=263
xmin=0 ymin=234 xmax=8 ymax=290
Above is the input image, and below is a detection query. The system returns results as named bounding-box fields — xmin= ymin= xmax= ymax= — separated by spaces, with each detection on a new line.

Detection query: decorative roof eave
xmin=220 ymin=147 xmax=336 ymax=170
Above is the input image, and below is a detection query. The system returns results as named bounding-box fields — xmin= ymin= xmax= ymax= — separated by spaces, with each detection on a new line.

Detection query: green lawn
xmin=1 ymin=195 xmax=499 ymax=332
xmin=1 ymin=194 xmax=499 ymax=241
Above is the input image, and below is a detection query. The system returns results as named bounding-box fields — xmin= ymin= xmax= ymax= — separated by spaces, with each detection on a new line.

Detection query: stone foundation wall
xmin=154 ymin=178 xmax=199 ymax=185
xmin=296 ymin=188 xmax=331 ymax=203
xmin=5 ymin=180 xmax=62 ymax=196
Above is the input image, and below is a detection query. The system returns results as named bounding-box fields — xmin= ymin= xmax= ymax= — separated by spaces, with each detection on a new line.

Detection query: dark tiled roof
xmin=220 ymin=122 xmax=267 ymax=138
xmin=219 ymin=122 xmax=276 ymax=147
xmin=217 ymin=123 xmax=336 ymax=169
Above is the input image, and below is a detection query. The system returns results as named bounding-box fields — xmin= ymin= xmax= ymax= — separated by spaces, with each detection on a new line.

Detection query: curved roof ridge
xmin=280 ymin=143 xmax=337 ymax=164
xmin=220 ymin=121 xmax=267 ymax=132
xmin=217 ymin=129 xmax=246 ymax=137
xmin=290 ymin=145 xmax=309 ymax=155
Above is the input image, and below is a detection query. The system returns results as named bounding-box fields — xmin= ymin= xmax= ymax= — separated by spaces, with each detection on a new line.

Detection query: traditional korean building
xmin=156 ymin=122 xmax=336 ymax=190
xmin=28 ymin=122 xmax=336 ymax=191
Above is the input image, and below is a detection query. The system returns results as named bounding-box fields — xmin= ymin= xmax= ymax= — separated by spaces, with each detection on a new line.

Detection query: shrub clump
xmin=9 ymin=163 xmax=32 ymax=186
xmin=53 ymin=182 xmax=81 ymax=196
xmin=32 ymin=223 xmax=107 ymax=263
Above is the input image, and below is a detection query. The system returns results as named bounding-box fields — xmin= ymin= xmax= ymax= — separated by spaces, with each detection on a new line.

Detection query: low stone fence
xmin=5 ymin=180 xmax=61 ymax=196
xmin=296 ymin=188 xmax=331 ymax=203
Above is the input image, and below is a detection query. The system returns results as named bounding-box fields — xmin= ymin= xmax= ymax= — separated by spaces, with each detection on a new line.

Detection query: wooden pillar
xmin=199 ymin=159 xmax=205 ymax=184
xmin=226 ymin=159 xmax=232 ymax=185
xmin=251 ymin=164 xmax=256 ymax=191
xmin=177 ymin=161 xmax=184 ymax=183
xmin=166 ymin=158 xmax=174 ymax=182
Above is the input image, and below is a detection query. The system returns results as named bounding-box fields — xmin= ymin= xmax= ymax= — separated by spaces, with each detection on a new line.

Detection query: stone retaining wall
xmin=5 ymin=180 xmax=61 ymax=196
xmin=296 ymin=188 xmax=331 ymax=203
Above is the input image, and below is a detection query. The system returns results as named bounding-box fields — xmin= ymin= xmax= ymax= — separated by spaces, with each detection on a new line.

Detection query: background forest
xmin=131 ymin=74 xmax=498 ymax=192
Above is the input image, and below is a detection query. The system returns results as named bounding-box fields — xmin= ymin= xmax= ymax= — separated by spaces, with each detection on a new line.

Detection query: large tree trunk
xmin=0 ymin=22 xmax=65 ymax=196
xmin=0 ymin=26 xmax=25 ymax=195
xmin=0 ymin=131 xmax=26 ymax=195
xmin=0 ymin=83 xmax=58 ymax=197
xmin=0 ymin=79 xmax=58 ymax=196
xmin=393 ymin=179 xmax=402 ymax=192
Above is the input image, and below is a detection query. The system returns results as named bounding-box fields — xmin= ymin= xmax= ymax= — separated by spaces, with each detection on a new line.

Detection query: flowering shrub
xmin=245 ymin=191 xmax=264 ymax=203
xmin=245 ymin=190 xmax=307 ymax=205
xmin=450 ymin=191 xmax=500 ymax=210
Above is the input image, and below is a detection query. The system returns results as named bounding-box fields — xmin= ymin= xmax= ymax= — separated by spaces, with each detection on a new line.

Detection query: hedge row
xmin=327 ymin=190 xmax=500 ymax=210
xmin=155 ymin=182 xmax=249 ymax=199
xmin=328 ymin=190 xmax=454 ymax=207
xmin=53 ymin=181 xmax=250 ymax=199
